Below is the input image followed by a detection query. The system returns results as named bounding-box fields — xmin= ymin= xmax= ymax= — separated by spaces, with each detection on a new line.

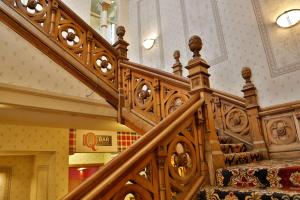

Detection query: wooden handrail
xmin=64 ymin=95 xmax=204 ymax=199
xmin=122 ymin=61 xmax=190 ymax=84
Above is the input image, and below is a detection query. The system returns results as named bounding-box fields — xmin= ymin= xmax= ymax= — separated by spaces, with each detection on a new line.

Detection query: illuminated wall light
xmin=142 ymin=39 xmax=155 ymax=50
xmin=77 ymin=167 xmax=87 ymax=171
xmin=276 ymin=9 xmax=300 ymax=28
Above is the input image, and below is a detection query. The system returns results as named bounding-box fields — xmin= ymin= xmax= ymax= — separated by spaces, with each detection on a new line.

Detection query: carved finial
xmin=189 ymin=35 xmax=202 ymax=58
xmin=241 ymin=67 xmax=252 ymax=84
xmin=172 ymin=50 xmax=183 ymax=76
xmin=116 ymin=26 xmax=125 ymax=40
xmin=173 ymin=50 xmax=180 ymax=64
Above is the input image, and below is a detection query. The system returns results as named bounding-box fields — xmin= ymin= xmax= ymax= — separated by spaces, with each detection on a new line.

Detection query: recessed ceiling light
xmin=276 ymin=9 xmax=300 ymax=28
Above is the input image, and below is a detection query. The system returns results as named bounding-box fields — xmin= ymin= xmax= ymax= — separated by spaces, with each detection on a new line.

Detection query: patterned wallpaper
xmin=0 ymin=21 xmax=102 ymax=101
xmin=0 ymin=124 xmax=69 ymax=199
xmin=127 ymin=0 xmax=300 ymax=107
xmin=0 ymin=156 xmax=33 ymax=200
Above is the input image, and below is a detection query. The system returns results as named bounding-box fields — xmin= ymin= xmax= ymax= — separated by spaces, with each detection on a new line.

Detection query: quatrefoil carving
xmin=61 ymin=28 xmax=80 ymax=47
xmin=134 ymin=82 xmax=152 ymax=107
xmin=21 ymin=0 xmax=44 ymax=14
xmin=95 ymin=56 xmax=112 ymax=74
xmin=168 ymin=136 xmax=196 ymax=184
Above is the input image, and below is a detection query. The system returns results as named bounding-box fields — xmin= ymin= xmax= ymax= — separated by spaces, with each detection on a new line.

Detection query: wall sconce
xmin=276 ymin=9 xmax=300 ymax=28
xmin=142 ymin=39 xmax=155 ymax=50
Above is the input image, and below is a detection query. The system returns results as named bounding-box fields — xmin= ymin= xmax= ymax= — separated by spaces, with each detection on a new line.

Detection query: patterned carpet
xmin=197 ymin=135 xmax=300 ymax=199
xmin=216 ymin=160 xmax=300 ymax=190
xmin=197 ymin=187 xmax=300 ymax=200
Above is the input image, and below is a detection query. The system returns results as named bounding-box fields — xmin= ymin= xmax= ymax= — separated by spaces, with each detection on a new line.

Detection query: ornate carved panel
xmin=54 ymin=7 xmax=87 ymax=62
xmin=221 ymin=101 xmax=250 ymax=140
xmin=105 ymin=154 xmax=159 ymax=200
xmin=263 ymin=114 xmax=298 ymax=146
xmin=160 ymin=82 xmax=190 ymax=119
xmin=131 ymin=72 xmax=159 ymax=123
xmin=162 ymin=117 xmax=202 ymax=199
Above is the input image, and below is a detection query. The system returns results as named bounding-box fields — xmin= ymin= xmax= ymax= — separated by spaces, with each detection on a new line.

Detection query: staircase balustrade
xmin=64 ymin=95 xmax=208 ymax=200
xmin=4 ymin=0 xmax=300 ymax=198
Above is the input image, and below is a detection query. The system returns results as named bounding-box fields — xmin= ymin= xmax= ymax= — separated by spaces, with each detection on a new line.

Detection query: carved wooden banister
xmin=1 ymin=0 xmax=119 ymax=106
xmin=64 ymin=95 xmax=208 ymax=199
xmin=119 ymin=61 xmax=191 ymax=129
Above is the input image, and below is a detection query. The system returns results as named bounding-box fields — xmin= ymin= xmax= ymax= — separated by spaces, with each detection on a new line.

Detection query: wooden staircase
xmin=1 ymin=0 xmax=300 ymax=199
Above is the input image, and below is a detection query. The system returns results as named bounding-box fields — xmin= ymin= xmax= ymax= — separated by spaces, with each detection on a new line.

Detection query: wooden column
xmin=241 ymin=67 xmax=269 ymax=159
xmin=185 ymin=35 xmax=225 ymax=185
xmin=113 ymin=26 xmax=129 ymax=123
xmin=172 ymin=50 xmax=183 ymax=76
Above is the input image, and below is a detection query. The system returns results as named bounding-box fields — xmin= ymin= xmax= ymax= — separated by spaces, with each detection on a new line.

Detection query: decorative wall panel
xmin=180 ymin=0 xmax=227 ymax=65
xmin=252 ymin=0 xmax=300 ymax=77
xmin=137 ymin=0 xmax=165 ymax=68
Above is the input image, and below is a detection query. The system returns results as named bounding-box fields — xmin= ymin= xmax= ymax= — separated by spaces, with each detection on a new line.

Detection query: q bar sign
xmin=76 ymin=130 xmax=118 ymax=152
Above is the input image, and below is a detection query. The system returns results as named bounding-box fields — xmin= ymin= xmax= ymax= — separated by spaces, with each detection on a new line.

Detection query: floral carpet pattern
xmin=216 ymin=160 xmax=300 ymax=190
xmin=197 ymin=188 xmax=300 ymax=200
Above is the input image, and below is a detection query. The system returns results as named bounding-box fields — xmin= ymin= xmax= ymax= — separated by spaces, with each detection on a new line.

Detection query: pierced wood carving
xmin=121 ymin=63 xmax=190 ymax=124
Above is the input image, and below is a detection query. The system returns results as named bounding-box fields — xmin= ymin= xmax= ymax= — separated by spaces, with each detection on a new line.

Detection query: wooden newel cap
xmin=116 ymin=26 xmax=126 ymax=40
xmin=241 ymin=67 xmax=252 ymax=83
xmin=189 ymin=35 xmax=202 ymax=58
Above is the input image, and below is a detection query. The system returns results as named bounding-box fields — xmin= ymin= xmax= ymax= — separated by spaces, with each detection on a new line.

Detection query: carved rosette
xmin=265 ymin=117 xmax=297 ymax=145
xmin=225 ymin=108 xmax=249 ymax=134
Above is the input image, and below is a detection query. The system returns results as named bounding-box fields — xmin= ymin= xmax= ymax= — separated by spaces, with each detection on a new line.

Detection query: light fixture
xmin=276 ymin=9 xmax=300 ymax=28
xmin=77 ymin=167 xmax=87 ymax=171
xmin=142 ymin=39 xmax=155 ymax=50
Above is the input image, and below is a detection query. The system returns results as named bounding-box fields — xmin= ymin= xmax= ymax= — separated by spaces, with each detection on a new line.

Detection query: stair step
xmin=197 ymin=187 xmax=300 ymax=200
xmin=224 ymin=151 xmax=262 ymax=166
xmin=220 ymin=143 xmax=247 ymax=154
xmin=216 ymin=159 xmax=300 ymax=190
xmin=218 ymin=135 xmax=233 ymax=144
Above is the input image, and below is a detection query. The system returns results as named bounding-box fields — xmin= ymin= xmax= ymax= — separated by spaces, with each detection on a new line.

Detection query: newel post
xmin=241 ymin=67 xmax=269 ymax=159
xmin=172 ymin=50 xmax=183 ymax=76
xmin=113 ymin=26 xmax=129 ymax=123
xmin=185 ymin=36 xmax=225 ymax=185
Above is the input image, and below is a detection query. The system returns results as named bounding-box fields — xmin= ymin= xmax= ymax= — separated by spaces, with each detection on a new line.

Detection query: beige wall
xmin=62 ymin=0 xmax=92 ymax=24
xmin=0 ymin=21 xmax=102 ymax=101
xmin=0 ymin=156 xmax=33 ymax=200
xmin=0 ymin=124 xmax=69 ymax=200
xmin=127 ymin=0 xmax=300 ymax=107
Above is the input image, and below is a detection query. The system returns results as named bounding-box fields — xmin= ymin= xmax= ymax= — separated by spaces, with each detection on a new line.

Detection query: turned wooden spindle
xmin=172 ymin=50 xmax=183 ymax=76
xmin=186 ymin=35 xmax=225 ymax=185
xmin=113 ymin=26 xmax=129 ymax=60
